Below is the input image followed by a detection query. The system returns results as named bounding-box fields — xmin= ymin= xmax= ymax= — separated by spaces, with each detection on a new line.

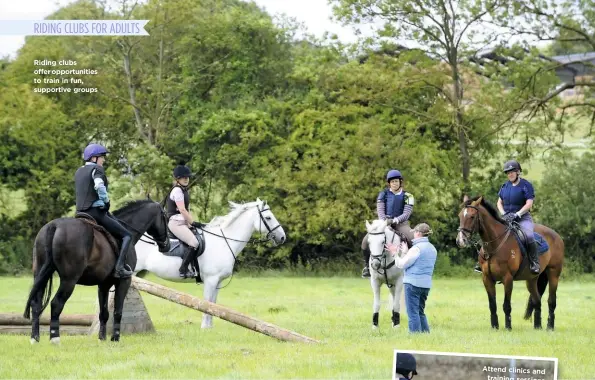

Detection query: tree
xmin=499 ymin=0 xmax=595 ymax=134
xmin=331 ymin=0 xmax=566 ymax=194
xmin=537 ymin=152 xmax=595 ymax=272
xmin=192 ymin=42 xmax=461 ymax=265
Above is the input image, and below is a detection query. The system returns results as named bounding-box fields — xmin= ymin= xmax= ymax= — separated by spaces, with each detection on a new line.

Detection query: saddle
xmin=164 ymin=227 xmax=206 ymax=259
xmin=387 ymin=223 xmax=412 ymax=248
xmin=509 ymin=222 xmax=549 ymax=259
xmin=75 ymin=212 xmax=120 ymax=254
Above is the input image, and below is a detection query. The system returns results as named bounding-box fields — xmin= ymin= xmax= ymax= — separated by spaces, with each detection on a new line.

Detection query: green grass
xmin=0 ymin=274 xmax=593 ymax=379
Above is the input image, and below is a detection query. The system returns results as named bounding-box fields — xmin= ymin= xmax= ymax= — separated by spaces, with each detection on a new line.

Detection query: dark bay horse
xmin=456 ymin=196 xmax=564 ymax=331
xmin=23 ymin=200 xmax=170 ymax=343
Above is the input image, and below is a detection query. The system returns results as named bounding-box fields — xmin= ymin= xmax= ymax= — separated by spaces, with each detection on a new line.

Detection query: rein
xmin=198 ymin=203 xmax=282 ymax=290
xmin=114 ymin=205 xmax=170 ymax=249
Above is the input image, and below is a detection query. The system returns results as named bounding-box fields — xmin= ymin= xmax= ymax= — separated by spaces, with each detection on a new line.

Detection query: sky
xmin=0 ymin=0 xmax=365 ymax=59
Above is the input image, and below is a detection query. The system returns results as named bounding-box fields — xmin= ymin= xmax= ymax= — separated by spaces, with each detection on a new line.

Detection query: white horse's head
xmin=221 ymin=198 xmax=286 ymax=246
xmin=365 ymin=219 xmax=400 ymax=271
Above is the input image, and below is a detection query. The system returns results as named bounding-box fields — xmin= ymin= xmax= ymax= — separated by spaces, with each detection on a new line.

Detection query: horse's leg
xmin=546 ymin=268 xmax=559 ymax=330
xmin=502 ymin=275 xmax=514 ymax=330
xmin=526 ymin=278 xmax=542 ymax=329
xmin=482 ymin=274 xmax=499 ymax=329
xmin=29 ymin=286 xmax=44 ymax=344
xmin=111 ymin=278 xmax=132 ymax=342
xmin=97 ymin=282 xmax=112 ymax=341
xmin=390 ymin=275 xmax=403 ymax=328
xmin=371 ymin=277 xmax=381 ymax=329
xmin=201 ymin=277 xmax=220 ymax=329
xmin=49 ymin=279 xmax=77 ymax=344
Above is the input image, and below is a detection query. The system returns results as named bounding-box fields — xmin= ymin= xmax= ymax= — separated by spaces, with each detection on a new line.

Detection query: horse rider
xmin=166 ymin=165 xmax=201 ymax=278
xmin=361 ymin=169 xmax=415 ymax=278
xmin=74 ymin=143 xmax=133 ymax=278
xmin=395 ymin=352 xmax=418 ymax=380
xmin=474 ymin=159 xmax=539 ymax=274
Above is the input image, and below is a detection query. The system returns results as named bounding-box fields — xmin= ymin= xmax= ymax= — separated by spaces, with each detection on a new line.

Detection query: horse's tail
xmin=23 ymin=223 xmax=57 ymax=319
xmin=523 ymin=270 xmax=549 ymax=320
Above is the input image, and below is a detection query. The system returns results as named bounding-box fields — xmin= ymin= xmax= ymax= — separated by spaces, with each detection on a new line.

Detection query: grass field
xmin=0 ymin=274 xmax=593 ymax=379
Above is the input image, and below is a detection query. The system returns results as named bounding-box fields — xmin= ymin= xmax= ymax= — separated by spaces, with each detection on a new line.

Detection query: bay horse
xmin=23 ymin=200 xmax=170 ymax=343
xmin=365 ymin=220 xmax=405 ymax=329
xmin=134 ymin=199 xmax=286 ymax=328
xmin=456 ymin=196 xmax=564 ymax=330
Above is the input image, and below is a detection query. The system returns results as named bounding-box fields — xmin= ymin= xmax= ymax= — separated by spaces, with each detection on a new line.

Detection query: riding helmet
xmin=395 ymin=353 xmax=418 ymax=377
xmin=386 ymin=169 xmax=403 ymax=182
xmin=83 ymin=143 xmax=109 ymax=161
xmin=173 ymin=165 xmax=192 ymax=178
xmin=503 ymin=160 xmax=522 ymax=173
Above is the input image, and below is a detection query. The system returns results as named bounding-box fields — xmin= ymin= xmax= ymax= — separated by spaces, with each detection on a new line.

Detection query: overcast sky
xmin=0 ymin=0 xmax=367 ymax=59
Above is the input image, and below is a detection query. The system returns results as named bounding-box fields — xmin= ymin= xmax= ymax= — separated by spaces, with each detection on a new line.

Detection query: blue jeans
xmin=405 ymin=283 xmax=430 ymax=333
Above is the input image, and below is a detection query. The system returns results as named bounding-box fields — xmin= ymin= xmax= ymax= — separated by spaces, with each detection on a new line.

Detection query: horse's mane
xmin=113 ymin=199 xmax=156 ymax=217
xmin=366 ymin=219 xmax=387 ymax=233
xmin=464 ymin=196 xmax=504 ymax=223
xmin=205 ymin=199 xmax=264 ymax=229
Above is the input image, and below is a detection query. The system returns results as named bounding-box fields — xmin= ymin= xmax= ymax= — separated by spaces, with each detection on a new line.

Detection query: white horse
xmin=365 ymin=219 xmax=405 ymax=329
xmin=134 ymin=198 xmax=286 ymax=328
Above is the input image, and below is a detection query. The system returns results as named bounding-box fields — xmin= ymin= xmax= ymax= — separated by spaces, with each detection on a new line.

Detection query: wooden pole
xmin=131 ymin=276 xmax=320 ymax=344
xmin=0 ymin=313 xmax=94 ymax=326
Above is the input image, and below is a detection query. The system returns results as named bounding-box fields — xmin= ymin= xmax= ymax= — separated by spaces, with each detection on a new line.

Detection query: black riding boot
xmin=114 ymin=236 xmax=133 ymax=278
xmin=528 ymin=242 xmax=540 ymax=274
xmin=179 ymin=246 xmax=197 ymax=278
xmin=361 ymin=248 xmax=371 ymax=278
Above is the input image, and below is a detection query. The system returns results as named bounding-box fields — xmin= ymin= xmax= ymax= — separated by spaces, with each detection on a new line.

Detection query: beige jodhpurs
xmin=168 ymin=219 xmax=199 ymax=248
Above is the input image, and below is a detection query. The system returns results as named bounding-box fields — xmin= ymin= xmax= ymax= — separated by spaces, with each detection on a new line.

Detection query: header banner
xmin=0 ymin=20 xmax=150 ymax=36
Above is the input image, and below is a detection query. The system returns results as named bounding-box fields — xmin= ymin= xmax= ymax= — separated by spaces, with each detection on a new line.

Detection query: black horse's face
xmin=457 ymin=203 xmax=480 ymax=248
xmin=146 ymin=203 xmax=170 ymax=252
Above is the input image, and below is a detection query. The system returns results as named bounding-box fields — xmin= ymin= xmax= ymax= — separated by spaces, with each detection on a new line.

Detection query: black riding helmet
xmin=503 ymin=160 xmax=522 ymax=173
xmin=173 ymin=165 xmax=192 ymax=179
xmin=395 ymin=353 xmax=418 ymax=378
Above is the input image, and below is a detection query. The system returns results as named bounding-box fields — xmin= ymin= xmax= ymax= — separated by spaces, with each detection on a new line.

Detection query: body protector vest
xmin=75 ymin=164 xmax=108 ymax=211
xmin=166 ymin=185 xmax=190 ymax=219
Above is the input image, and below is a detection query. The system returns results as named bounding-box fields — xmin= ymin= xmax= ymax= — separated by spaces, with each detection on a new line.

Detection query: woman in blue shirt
xmin=473 ymin=159 xmax=539 ymax=274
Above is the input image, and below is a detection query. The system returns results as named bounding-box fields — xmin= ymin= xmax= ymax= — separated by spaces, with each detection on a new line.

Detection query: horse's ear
xmin=256 ymin=197 xmax=262 ymax=203
xmin=463 ymin=194 xmax=469 ymax=203
xmin=471 ymin=196 xmax=483 ymax=206
xmin=365 ymin=220 xmax=371 ymax=230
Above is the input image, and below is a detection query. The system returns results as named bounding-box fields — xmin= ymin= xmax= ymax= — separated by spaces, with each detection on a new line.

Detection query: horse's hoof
xmin=50 ymin=337 xmax=60 ymax=345
xmin=30 ymin=338 xmax=39 ymax=345
xmin=392 ymin=324 xmax=400 ymax=328
xmin=110 ymin=336 xmax=120 ymax=342
xmin=372 ymin=325 xmax=378 ymax=330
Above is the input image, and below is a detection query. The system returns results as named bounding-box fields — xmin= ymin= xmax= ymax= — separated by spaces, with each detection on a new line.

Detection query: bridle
xmin=198 ymin=202 xmax=283 ymax=247
xmin=457 ymin=205 xmax=512 ymax=261
xmin=120 ymin=204 xmax=170 ymax=252
xmin=367 ymin=226 xmax=399 ymax=288
xmin=197 ymin=202 xmax=283 ymax=290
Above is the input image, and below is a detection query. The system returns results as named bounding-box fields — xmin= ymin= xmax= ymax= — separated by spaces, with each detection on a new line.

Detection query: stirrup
xmin=361 ymin=267 xmax=371 ymax=278
xmin=114 ymin=264 xmax=133 ymax=278
xmin=179 ymin=270 xmax=196 ymax=279
xmin=530 ymin=264 xmax=540 ymax=274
